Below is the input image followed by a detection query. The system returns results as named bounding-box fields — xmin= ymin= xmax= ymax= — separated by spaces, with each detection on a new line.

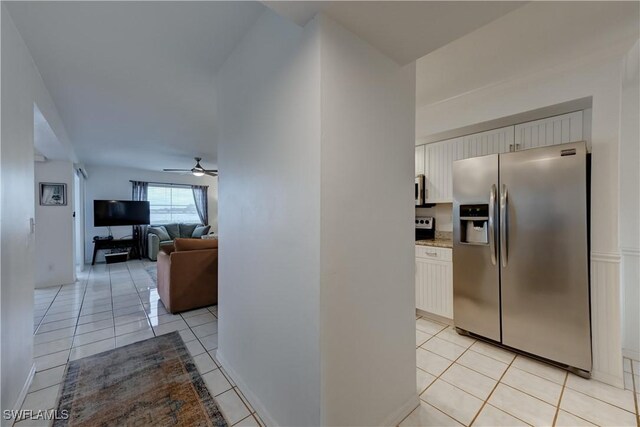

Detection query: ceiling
xmin=415 ymin=1 xmax=640 ymax=108
xmin=264 ymin=1 xmax=525 ymax=65
xmin=6 ymin=1 xmax=265 ymax=171
xmin=6 ymin=1 xmax=526 ymax=171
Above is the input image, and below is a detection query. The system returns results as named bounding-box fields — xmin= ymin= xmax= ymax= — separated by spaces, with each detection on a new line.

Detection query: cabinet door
xmin=514 ymin=111 xmax=583 ymax=150
xmin=459 ymin=126 xmax=514 ymax=159
xmin=415 ymin=145 xmax=425 ymax=176
xmin=415 ymin=258 xmax=453 ymax=319
xmin=424 ymin=138 xmax=458 ymax=203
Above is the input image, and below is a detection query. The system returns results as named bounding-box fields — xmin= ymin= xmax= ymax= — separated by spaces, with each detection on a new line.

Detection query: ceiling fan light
xmin=192 ymin=170 xmax=205 ymax=177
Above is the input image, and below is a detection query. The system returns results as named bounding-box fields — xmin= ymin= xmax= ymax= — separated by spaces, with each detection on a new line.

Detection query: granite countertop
xmin=415 ymin=231 xmax=453 ymax=248
xmin=415 ymin=238 xmax=453 ymax=249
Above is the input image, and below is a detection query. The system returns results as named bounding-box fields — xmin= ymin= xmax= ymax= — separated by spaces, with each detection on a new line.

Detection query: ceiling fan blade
xmin=203 ymin=169 xmax=218 ymax=173
xmin=205 ymin=172 xmax=218 ymax=177
xmin=163 ymin=168 xmax=191 ymax=172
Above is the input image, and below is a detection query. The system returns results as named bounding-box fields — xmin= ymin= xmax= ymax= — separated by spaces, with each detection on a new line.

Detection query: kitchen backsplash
xmin=416 ymin=203 xmax=453 ymax=232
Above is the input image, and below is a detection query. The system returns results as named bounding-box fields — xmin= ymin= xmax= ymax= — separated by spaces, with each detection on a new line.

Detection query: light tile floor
xmin=403 ymin=315 xmax=640 ymax=426
xmin=20 ymin=261 xmax=640 ymax=427
xmin=20 ymin=260 xmax=263 ymax=427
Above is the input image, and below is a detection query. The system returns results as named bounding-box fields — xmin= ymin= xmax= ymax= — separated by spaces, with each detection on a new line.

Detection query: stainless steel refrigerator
xmin=453 ymin=141 xmax=591 ymax=373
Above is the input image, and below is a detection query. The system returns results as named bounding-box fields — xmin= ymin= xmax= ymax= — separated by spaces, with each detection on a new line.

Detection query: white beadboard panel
xmin=460 ymin=125 xmax=514 ymax=158
xmin=415 ymin=145 xmax=425 ymax=176
xmin=515 ymin=111 xmax=583 ymax=150
xmin=416 ymin=258 xmax=453 ymax=319
xmin=621 ymin=247 xmax=640 ymax=361
xmin=590 ymin=252 xmax=624 ymax=388
xmin=424 ymin=138 xmax=457 ymax=203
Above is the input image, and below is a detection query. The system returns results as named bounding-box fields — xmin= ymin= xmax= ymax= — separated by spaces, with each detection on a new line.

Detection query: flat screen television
xmin=94 ymin=200 xmax=150 ymax=226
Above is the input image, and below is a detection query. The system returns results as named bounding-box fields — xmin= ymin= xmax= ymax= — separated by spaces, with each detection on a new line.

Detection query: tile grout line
xmin=551 ymin=371 xmax=569 ymax=426
xmin=467 ymin=351 xmax=519 ymax=426
xmin=33 ymin=284 xmax=63 ymax=334
xmin=126 ymin=260 xmax=156 ymax=340
xmin=184 ymin=310 xmax=257 ymax=426
xmin=398 ymin=324 xmax=482 ymax=426
xmin=66 ymin=267 xmax=92 ymax=358
xmin=416 ymin=325 xmax=482 ymax=426
xmin=421 ymin=319 xmax=639 ymax=425
xmin=630 ymin=359 xmax=640 ymax=425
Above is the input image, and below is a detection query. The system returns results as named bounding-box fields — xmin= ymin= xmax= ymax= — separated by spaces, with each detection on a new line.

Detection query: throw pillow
xmin=192 ymin=225 xmax=211 ymax=238
xmin=164 ymin=223 xmax=180 ymax=240
xmin=179 ymin=223 xmax=199 ymax=238
xmin=174 ymin=238 xmax=218 ymax=252
xmin=148 ymin=226 xmax=170 ymax=242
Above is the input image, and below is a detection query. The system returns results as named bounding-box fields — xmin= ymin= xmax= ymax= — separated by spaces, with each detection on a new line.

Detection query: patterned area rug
xmin=54 ymin=332 xmax=227 ymax=427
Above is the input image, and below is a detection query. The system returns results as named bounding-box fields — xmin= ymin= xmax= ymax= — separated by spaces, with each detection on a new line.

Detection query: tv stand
xmin=92 ymin=238 xmax=141 ymax=265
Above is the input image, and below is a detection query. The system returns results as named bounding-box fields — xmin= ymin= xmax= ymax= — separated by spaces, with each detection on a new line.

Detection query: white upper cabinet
xmin=416 ymin=111 xmax=584 ymax=205
xmin=415 ymin=145 xmax=425 ymax=176
xmin=459 ymin=126 xmax=515 ymax=158
xmin=424 ymin=137 xmax=460 ymax=203
xmin=514 ymin=111 xmax=583 ymax=150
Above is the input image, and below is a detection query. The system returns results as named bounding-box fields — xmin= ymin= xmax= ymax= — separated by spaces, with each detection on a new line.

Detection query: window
xmin=147 ymin=184 xmax=200 ymax=224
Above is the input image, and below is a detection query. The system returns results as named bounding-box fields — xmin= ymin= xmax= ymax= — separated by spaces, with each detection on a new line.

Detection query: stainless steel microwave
xmin=415 ymin=174 xmax=425 ymax=206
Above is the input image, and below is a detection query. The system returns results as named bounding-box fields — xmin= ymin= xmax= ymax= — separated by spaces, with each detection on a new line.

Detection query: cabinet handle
xmin=424 ymin=252 xmax=438 ymax=257
xmin=515 ymin=144 xmax=521 ymax=151
xmin=509 ymin=144 xmax=513 ymax=152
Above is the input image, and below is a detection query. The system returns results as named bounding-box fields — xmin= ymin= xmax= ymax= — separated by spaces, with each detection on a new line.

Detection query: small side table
xmin=92 ymin=238 xmax=141 ymax=265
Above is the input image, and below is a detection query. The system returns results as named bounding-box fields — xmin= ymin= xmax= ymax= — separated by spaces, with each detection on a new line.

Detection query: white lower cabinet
xmin=415 ymin=246 xmax=453 ymax=319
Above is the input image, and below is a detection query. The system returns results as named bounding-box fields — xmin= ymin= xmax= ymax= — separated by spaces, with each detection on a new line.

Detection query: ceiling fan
xmin=163 ymin=157 xmax=218 ymax=177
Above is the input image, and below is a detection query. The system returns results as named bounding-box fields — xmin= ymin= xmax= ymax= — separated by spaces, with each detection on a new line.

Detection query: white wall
xmin=414 ymin=3 xmax=638 ymax=387
xmin=34 ymin=160 xmax=75 ymax=288
xmin=83 ymin=164 xmax=218 ymax=264
xmin=216 ymin=10 xmax=416 ymax=426
xmin=216 ymin=10 xmax=323 ymax=426
xmin=1 ymin=6 xmax=73 ymax=419
xmin=318 ymin=15 xmax=416 ymax=426
xmin=619 ymin=40 xmax=640 ymax=360
xmin=416 ymin=204 xmax=453 ymax=233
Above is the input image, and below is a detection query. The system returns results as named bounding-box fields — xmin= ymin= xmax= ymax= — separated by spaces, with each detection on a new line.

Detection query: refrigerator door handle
xmin=489 ymin=184 xmax=497 ymax=265
xmin=500 ymin=184 xmax=508 ymax=268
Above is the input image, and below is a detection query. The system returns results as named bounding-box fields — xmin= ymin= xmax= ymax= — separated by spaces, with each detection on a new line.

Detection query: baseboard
xmin=379 ymin=394 xmax=420 ymax=427
xmin=216 ymin=351 xmax=277 ymax=427
xmin=416 ymin=309 xmax=453 ymax=326
xmin=218 ymin=350 xmax=420 ymax=427
xmin=7 ymin=363 xmax=36 ymax=426
xmin=592 ymin=369 xmax=624 ymax=389
xmin=622 ymin=348 xmax=640 ymax=362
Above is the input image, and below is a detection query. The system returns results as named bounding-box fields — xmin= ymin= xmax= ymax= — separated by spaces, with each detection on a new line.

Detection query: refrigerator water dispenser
xmin=459 ymin=204 xmax=489 ymax=245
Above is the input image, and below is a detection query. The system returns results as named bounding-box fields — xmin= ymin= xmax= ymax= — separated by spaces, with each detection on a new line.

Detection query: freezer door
xmin=500 ymin=141 xmax=591 ymax=371
xmin=453 ymin=154 xmax=501 ymax=342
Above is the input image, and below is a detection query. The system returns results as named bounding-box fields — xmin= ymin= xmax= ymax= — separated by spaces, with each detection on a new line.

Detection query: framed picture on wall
xmin=40 ymin=182 xmax=67 ymax=206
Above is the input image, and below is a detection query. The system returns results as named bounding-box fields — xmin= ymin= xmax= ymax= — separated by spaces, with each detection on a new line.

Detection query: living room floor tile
xmin=36 ymin=261 xmax=640 ymax=427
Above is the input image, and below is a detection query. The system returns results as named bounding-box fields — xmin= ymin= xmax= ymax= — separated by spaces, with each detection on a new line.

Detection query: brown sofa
xmin=157 ymin=238 xmax=218 ymax=314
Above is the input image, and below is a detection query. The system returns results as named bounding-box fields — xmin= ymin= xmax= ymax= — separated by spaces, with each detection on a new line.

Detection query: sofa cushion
xmin=179 ymin=223 xmax=199 ymax=238
xmin=148 ymin=226 xmax=170 ymax=242
xmin=164 ymin=223 xmax=181 ymax=240
xmin=174 ymin=238 xmax=218 ymax=252
xmin=191 ymin=225 xmax=211 ymax=238
xmin=160 ymin=244 xmax=176 ymax=255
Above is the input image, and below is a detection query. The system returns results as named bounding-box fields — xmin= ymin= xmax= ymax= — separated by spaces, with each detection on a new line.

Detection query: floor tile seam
xmin=563 ymin=383 xmax=638 ymax=415
xmin=185 ymin=313 xmax=255 ymax=422
xmin=631 ymin=360 xmax=639 ymax=418
xmin=127 ymin=261 xmax=158 ymax=338
xmin=551 ymin=370 xmax=569 ymax=426
xmin=506 ymin=360 xmax=567 ymax=386
xmin=467 ymin=351 xmax=516 ymax=426
xmin=33 ymin=285 xmax=63 ymax=334
xmin=419 ymin=337 xmax=480 ymax=425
